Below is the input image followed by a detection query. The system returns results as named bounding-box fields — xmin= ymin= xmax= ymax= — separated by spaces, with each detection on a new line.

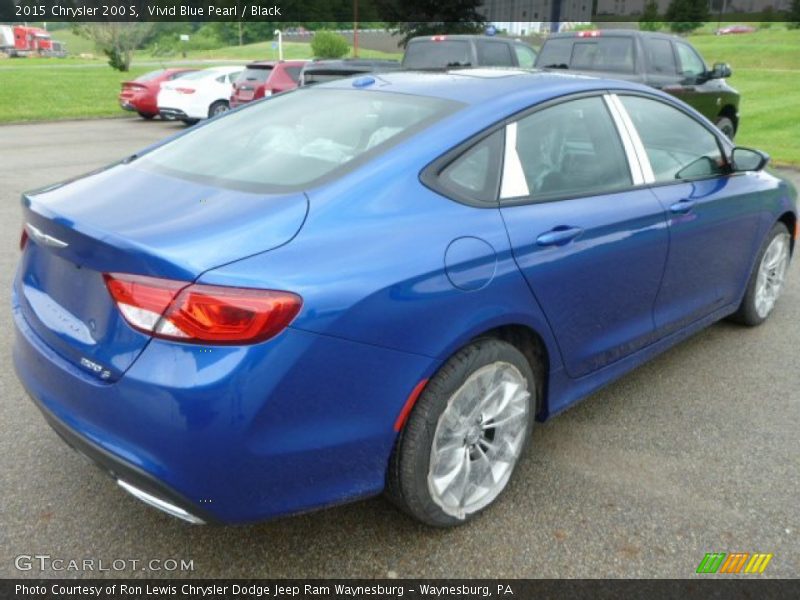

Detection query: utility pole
xmin=353 ymin=0 xmax=359 ymax=58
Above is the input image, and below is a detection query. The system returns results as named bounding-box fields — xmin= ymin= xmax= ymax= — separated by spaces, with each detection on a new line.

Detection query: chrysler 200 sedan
xmin=13 ymin=70 xmax=796 ymax=526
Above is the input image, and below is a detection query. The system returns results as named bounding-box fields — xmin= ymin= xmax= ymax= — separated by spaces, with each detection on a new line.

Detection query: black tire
xmin=730 ymin=222 xmax=791 ymax=326
xmin=386 ymin=339 xmax=537 ymax=527
xmin=137 ymin=111 xmax=156 ymax=120
xmin=181 ymin=118 xmax=198 ymax=126
xmin=208 ymin=100 xmax=229 ymax=118
xmin=716 ymin=116 xmax=736 ymax=140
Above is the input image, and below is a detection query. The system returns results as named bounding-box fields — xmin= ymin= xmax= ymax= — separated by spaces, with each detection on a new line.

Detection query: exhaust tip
xmin=117 ymin=479 xmax=205 ymax=524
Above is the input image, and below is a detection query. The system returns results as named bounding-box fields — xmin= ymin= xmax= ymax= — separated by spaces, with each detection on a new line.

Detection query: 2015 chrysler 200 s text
xmin=12 ymin=70 xmax=797 ymax=526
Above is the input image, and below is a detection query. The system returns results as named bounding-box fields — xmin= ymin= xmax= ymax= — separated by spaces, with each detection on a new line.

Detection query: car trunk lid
xmin=17 ymin=163 xmax=308 ymax=380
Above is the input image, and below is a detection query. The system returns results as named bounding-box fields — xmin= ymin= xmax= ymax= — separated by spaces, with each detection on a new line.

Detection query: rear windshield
xmin=403 ymin=40 xmax=472 ymax=69
xmin=537 ymin=37 xmax=636 ymax=73
xmin=137 ymin=88 xmax=461 ymax=192
xmin=135 ymin=70 xmax=165 ymax=82
xmin=240 ymin=66 xmax=273 ymax=83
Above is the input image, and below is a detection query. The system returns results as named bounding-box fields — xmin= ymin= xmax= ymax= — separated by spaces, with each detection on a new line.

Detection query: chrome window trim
xmin=602 ymin=94 xmax=645 ymax=186
xmin=607 ymin=93 xmax=656 ymax=183
xmin=499 ymin=121 xmax=530 ymax=199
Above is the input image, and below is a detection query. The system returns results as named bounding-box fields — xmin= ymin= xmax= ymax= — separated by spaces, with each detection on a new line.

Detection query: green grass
xmin=0 ymin=29 xmax=796 ymax=166
xmin=687 ymin=28 xmax=800 ymax=166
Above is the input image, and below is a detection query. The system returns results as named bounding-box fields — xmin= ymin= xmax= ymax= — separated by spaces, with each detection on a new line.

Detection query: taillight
xmin=19 ymin=228 xmax=28 ymax=251
xmin=175 ymin=87 xmax=196 ymax=94
xmin=104 ymin=273 xmax=302 ymax=345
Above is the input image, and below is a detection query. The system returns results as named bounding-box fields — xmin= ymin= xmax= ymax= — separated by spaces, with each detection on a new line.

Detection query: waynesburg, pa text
xmin=15 ymin=583 xmax=515 ymax=598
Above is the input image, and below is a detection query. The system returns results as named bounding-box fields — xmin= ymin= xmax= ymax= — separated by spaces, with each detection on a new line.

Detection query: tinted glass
xmin=134 ymin=70 xmax=165 ymax=82
xmin=645 ymin=38 xmax=677 ymax=75
xmin=536 ymin=38 xmax=572 ymax=68
xmin=285 ymin=66 xmax=302 ymax=82
xmin=476 ymin=41 xmax=514 ymax=66
xmin=676 ymin=42 xmax=706 ymax=77
xmin=403 ymin=40 xmax=472 ymax=68
xmin=571 ymin=38 xmax=635 ymax=73
xmin=240 ymin=67 xmax=273 ymax=83
xmin=510 ymin=97 xmax=631 ymax=201
xmin=138 ymin=89 xmax=460 ymax=191
xmin=514 ymin=44 xmax=537 ymax=68
xmin=438 ymin=130 xmax=504 ymax=204
xmin=620 ymin=95 xmax=724 ymax=182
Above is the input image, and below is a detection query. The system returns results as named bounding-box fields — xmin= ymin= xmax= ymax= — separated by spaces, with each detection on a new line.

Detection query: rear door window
xmin=644 ymin=38 xmax=677 ymax=75
xmin=476 ymin=41 xmax=514 ymax=66
xmin=504 ymin=96 xmax=632 ymax=201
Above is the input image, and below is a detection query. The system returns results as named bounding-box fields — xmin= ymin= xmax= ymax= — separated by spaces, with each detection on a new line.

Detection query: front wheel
xmin=730 ymin=222 xmax=791 ymax=326
xmin=715 ymin=116 xmax=736 ymax=140
xmin=386 ymin=339 xmax=536 ymax=527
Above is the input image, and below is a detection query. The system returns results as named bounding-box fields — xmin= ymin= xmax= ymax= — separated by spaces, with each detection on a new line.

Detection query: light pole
xmin=273 ymin=29 xmax=283 ymax=61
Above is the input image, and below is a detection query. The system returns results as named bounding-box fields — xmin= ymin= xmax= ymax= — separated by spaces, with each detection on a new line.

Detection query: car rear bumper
xmin=12 ymin=286 xmax=436 ymax=524
xmin=158 ymin=107 xmax=190 ymax=120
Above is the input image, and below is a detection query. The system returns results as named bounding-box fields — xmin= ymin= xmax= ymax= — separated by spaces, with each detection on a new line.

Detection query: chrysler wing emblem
xmin=25 ymin=223 xmax=69 ymax=249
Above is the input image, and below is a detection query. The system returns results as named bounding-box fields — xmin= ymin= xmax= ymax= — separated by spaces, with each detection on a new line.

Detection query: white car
xmin=157 ymin=66 xmax=244 ymax=124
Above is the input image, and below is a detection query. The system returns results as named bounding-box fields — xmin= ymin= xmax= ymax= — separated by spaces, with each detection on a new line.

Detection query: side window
xmin=645 ymin=38 xmax=677 ymax=75
xmin=514 ymin=44 xmax=537 ymax=68
xmin=436 ymin=130 xmax=504 ymax=204
xmin=477 ymin=41 xmax=514 ymax=66
xmin=675 ymin=42 xmax=706 ymax=78
xmin=619 ymin=95 xmax=724 ymax=182
xmin=505 ymin=96 xmax=632 ymax=201
xmin=285 ymin=66 xmax=302 ymax=83
xmin=228 ymin=71 xmax=242 ymax=84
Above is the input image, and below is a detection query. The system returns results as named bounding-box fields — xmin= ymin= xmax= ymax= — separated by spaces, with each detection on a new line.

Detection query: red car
xmin=229 ymin=60 xmax=305 ymax=108
xmin=716 ymin=25 xmax=756 ymax=35
xmin=119 ymin=69 xmax=198 ymax=119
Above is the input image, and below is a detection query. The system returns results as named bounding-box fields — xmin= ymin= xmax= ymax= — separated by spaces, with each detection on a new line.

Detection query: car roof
xmin=316 ymin=68 xmax=658 ymax=105
xmin=407 ymin=34 xmax=520 ymax=43
xmin=546 ymin=29 xmax=681 ymax=42
xmin=245 ymin=60 xmax=307 ymax=68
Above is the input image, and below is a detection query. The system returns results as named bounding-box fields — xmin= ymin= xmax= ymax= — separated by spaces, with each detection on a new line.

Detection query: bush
xmin=311 ymin=30 xmax=350 ymax=59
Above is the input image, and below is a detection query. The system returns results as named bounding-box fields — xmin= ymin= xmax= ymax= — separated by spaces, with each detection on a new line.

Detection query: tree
xmin=378 ymin=0 xmax=486 ymax=47
xmin=790 ymin=0 xmax=800 ymax=29
xmin=311 ymin=30 xmax=350 ymax=58
xmin=640 ymin=1 xmax=663 ymax=31
xmin=74 ymin=23 xmax=152 ymax=71
xmin=665 ymin=0 xmax=709 ymax=34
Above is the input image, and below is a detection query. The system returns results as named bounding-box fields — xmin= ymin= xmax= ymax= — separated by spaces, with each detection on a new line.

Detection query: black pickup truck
xmin=402 ymin=34 xmax=538 ymax=70
xmin=535 ymin=30 xmax=740 ymax=138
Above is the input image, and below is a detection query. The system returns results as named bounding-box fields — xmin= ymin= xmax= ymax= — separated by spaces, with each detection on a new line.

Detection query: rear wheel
xmin=730 ymin=222 xmax=791 ymax=326
xmin=386 ymin=339 xmax=536 ymax=527
xmin=715 ymin=116 xmax=736 ymax=140
xmin=208 ymin=100 xmax=229 ymax=118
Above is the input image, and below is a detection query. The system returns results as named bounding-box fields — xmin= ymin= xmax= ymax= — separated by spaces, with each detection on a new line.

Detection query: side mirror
xmin=731 ymin=147 xmax=769 ymax=172
xmin=710 ymin=62 xmax=732 ymax=79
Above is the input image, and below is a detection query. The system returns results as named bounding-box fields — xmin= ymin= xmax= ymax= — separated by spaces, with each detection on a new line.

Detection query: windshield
xmin=137 ymin=88 xmax=461 ymax=192
xmin=403 ymin=40 xmax=472 ymax=69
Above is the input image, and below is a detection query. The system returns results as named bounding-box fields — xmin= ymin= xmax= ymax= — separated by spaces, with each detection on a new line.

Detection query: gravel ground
xmin=0 ymin=118 xmax=797 ymax=579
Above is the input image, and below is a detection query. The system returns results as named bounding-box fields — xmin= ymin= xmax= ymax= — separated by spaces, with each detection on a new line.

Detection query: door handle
xmin=536 ymin=226 xmax=583 ymax=247
xmin=669 ymin=199 xmax=696 ymax=215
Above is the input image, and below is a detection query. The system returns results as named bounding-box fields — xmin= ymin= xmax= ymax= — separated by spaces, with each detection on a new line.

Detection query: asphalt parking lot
xmin=1 ymin=118 xmax=798 ymax=579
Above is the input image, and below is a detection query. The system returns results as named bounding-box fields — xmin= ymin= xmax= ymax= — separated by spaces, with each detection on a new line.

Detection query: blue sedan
xmin=12 ymin=70 xmax=796 ymax=526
